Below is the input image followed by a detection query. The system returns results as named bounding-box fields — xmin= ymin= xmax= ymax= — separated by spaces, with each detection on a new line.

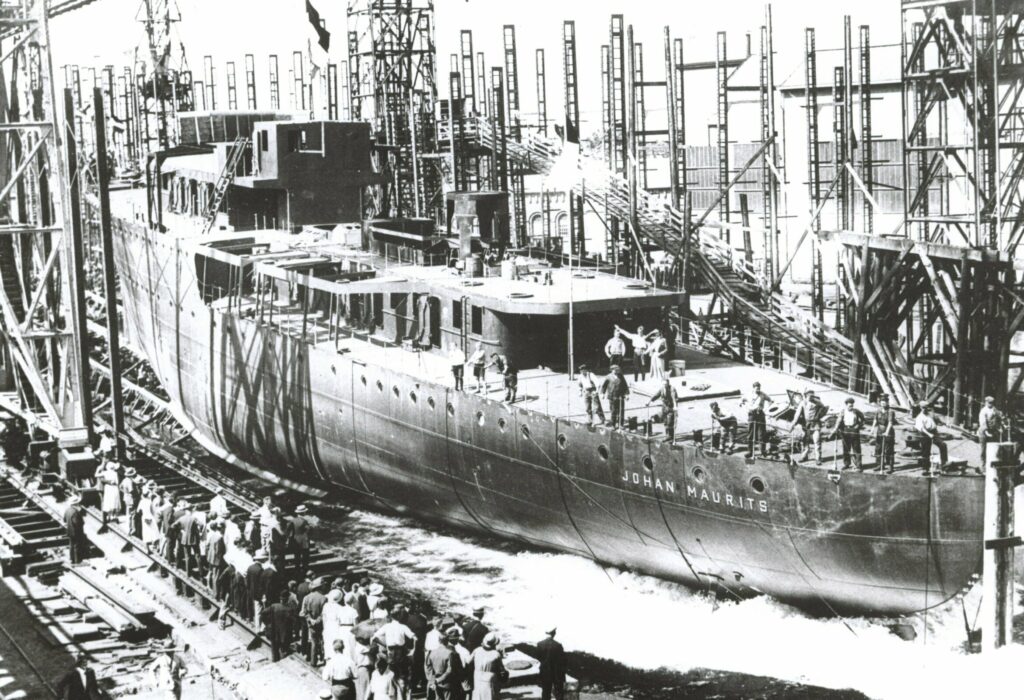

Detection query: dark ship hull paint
xmin=113 ymin=218 xmax=984 ymax=616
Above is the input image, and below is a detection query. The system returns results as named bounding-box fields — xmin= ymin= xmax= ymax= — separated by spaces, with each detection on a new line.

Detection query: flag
xmin=565 ymin=111 xmax=579 ymax=145
xmin=306 ymin=0 xmax=330 ymax=52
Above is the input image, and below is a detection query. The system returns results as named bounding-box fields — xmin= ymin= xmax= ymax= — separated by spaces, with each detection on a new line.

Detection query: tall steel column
xmin=535 ymin=49 xmax=547 ymax=136
xmin=245 ymin=54 xmax=257 ymax=109
xmin=0 ymin=0 xmax=92 ymax=447
xmin=504 ymin=25 xmax=527 ymax=246
xmin=226 ymin=61 xmax=238 ymax=110
xmin=563 ymin=20 xmax=584 ymax=255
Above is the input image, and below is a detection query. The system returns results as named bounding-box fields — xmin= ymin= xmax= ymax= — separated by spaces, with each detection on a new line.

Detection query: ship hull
xmin=112 ymin=217 xmax=985 ymax=616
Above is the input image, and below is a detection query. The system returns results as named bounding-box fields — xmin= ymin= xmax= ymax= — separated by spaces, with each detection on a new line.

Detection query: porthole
xmin=410 ymin=391 xmax=417 ymax=404
xmin=498 ymin=418 xmax=507 ymax=432
xmin=597 ymin=444 xmax=609 ymax=461
xmin=750 ymin=476 xmax=766 ymax=494
xmin=520 ymin=425 xmax=531 ymax=439
xmin=427 ymin=396 xmax=436 ymax=410
xmin=476 ymin=411 xmax=486 ymax=427
xmin=376 ymin=380 xmax=384 ymax=392
xmin=392 ymin=385 xmax=400 ymax=398
xmin=447 ymin=403 xmax=455 ymax=417
xmin=557 ymin=434 xmax=568 ymax=449
xmin=692 ymin=466 xmax=706 ymax=483
xmin=642 ymin=455 xmax=654 ymax=471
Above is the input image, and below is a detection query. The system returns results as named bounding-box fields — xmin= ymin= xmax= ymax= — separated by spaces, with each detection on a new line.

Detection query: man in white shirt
xmin=603 ymin=331 xmax=626 ymax=371
xmin=209 ymin=487 xmax=230 ymax=521
xmin=615 ymin=324 xmax=651 ymax=381
xmin=914 ymin=402 xmax=947 ymax=473
xmin=741 ymin=382 xmax=773 ymax=457
xmin=977 ymin=395 xmax=1003 ymax=465
xmin=322 ymin=639 xmax=356 ymax=698
xmin=577 ymin=365 xmax=605 ymax=426
xmin=372 ymin=604 xmax=417 ymax=699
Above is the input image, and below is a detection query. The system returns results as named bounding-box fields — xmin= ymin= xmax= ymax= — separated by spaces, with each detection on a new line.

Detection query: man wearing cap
xmin=710 ymin=402 xmax=738 ymax=452
xmin=603 ymin=330 xmax=626 ymax=372
xmin=119 ymin=467 xmax=138 ymax=523
xmin=55 ymin=651 xmax=101 ymax=700
xmin=789 ymin=390 xmax=827 ymax=465
xmin=461 ymin=608 xmax=489 ymax=653
xmin=830 ymin=398 xmax=866 ymax=470
xmin=64 ymin=494 xmax=87 ymax=565
xmin=647 ymin=378 xmax=679 ymax=442
xmin=372 ymin=605 xmax=417 ymax=698
xmin=535 ymin=627 xmax=567 ymax=700
xmin=577 ymin=365 xmax=605 ymax=426
xmin=426 ymin=627 xmax=464 ymax=700
xmin=915 ymin=403 xmax=947 ymax=473
xmin=600 ymin=366 xmax=630 ymax=428
xmin=741 ymin=382 xmax=773 ymax=457
xmin=301 ymin=577 xmax=328 ymax=665
xmin=287 ymin=504 xmax=313 ymax=575
xmin=246 ymin=551 xmax=265 ymax=623
xmin=977 ymin=395 xmax=1004 ymax=464
xmin=872 ymin=395 xmax=897 ymax=473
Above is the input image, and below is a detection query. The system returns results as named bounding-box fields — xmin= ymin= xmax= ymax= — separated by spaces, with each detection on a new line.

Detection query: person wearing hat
xmin=119 ymin=467 xmax=138 ymax=524
xmin=647 ymin=329 xmax=668 ymax=381
xmin=647 ymin=377 xmax=679 ymax=443
xmin=137 ymin=480 xmax=159 ymax=550
xmin=914 ymin=403 xmax=947 ymax=474
xmin=209 ymin=486 xmax=230 ymax=521
xmin=741 ymin=381 xmax=773 ymax=458
xmin=56 ymin=651 xmax=101 ymax=699
xmin=535 ymin=627 xmax=567 ymax=700
xmin=287 ymin=504 xmax=313 ymax=575
xmin=977 ymin=395 xmax=1004 ymax=465
xmin=576 ymin=365 xmax=605 ymax=426
xmin=246 ymin=551 xmax=266 ymax=623
xmin=604 ymin=329 xmax=626 ymax=371
xmin=64 ymin=493 xmax=88 ymax=565
xmin=367 ymin=582 xmax=385 ymax=612
xmin=789 ymin=390 xmax=828 ymax=465
xmin=461 ymin=608 xmax=489 ymax=653
xmin=98 ymin=460 xmax=121 ymax=530
xmin=872 ymin=395 xmax=897 ymax=473
xmin=468 ymin=633 xmax=507 ymax=700
xmin=829 ymin=398 xmax=866 ymax=470
xmin=301 ymin=576 xmax=328 ymax=665
xmin=600 ymin=365 xmax=629 ymax=429
xmin=426 ymin=626 xmax=464 ymax=700
xmin=710 ymin=402 xmax=738 ymax=452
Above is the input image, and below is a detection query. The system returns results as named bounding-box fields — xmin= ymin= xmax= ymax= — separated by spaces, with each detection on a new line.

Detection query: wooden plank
xmin=916 ymin=248 xmax=960 ymax=341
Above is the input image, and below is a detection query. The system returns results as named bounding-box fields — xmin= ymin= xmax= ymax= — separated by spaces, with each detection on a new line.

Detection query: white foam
xmin=324 ymin=509 xmax=1024 ymax=700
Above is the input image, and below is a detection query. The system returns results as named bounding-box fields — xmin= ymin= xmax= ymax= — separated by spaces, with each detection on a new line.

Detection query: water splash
xmin=317 ymin=508 xmax=1023 ymax=700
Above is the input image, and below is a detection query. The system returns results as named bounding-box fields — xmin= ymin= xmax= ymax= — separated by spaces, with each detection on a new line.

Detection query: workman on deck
xmin=487 ymin=353 xmax=518 ymax=403
xmin=615 ymin=324 xmax=652 ymax=381
xmin=915 ymin=403 xmax=947 ymax=474
xmin=977 ymin=395 xmax=1003 ymax=464
xmin=790 ymin=390 xmax=827 ymax=465
xmin=600 ymin=366 xmax=629 ymax=428
xmin=577 ymin=365 xmax=605 ymax=426
xmin=647 ymin=378 xmax=679 ymax=442
xmin=710 ymin=402 xmax=738 ymax=451
xmin=873 ymin=395 xmax=897 ymax=473
xmin=741 ymin=382 xmax=773 ymax=457
xmin=467 ymin=343 xmax=487 ymax=394
xmin=603 ymin=331 xmax=626 ymax=371
xmin=830 ymin=398 xmax=865 ymax=470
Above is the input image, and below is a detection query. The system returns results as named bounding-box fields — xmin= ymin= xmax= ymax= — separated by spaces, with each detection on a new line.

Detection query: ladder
xmin=201 ymin=136 xmax=249 ymax=235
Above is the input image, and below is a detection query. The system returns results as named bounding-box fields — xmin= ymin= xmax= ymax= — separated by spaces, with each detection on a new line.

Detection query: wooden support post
xmin=982 ymin=442 xmax=1018 ymax=653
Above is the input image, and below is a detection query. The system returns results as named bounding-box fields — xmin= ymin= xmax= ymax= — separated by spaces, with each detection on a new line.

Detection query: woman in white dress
xmin=100 ymin=462 xmax=121 ymax=526
xmin=647 ymin=330 xmax=668 ymax=381
xmin=139 ymin=487 xmax=159 ymax=549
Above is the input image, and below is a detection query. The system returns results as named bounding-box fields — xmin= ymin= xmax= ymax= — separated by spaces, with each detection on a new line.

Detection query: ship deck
xmin=111 ymin=188 xmax=980 ymax=476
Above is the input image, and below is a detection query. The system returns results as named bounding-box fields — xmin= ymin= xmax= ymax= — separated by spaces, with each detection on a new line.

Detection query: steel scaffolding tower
xmin=347 ymin=0 xmax=438 ymax=218
xmin=136 ymin=0 xmax=192 ymax=151
xmin=0 ymin=0 xmax=92 ymax=446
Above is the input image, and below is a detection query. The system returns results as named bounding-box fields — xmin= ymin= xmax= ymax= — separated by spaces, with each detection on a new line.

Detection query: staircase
xmin=201 ymin=136 xmax=249 ymax=235
xmin=463 ymin=118 xmax=856 ymax=383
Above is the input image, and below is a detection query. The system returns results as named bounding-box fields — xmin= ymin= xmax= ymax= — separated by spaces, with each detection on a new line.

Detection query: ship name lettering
xmin=621 ymin=470 xmax=675 ymax=493
xmin=685 ymin=484 xmax=768 ymax=513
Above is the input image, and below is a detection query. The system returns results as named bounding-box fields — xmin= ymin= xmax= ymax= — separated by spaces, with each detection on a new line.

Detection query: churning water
xmin=316 ymin=507 xmax=1024 ymax=700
